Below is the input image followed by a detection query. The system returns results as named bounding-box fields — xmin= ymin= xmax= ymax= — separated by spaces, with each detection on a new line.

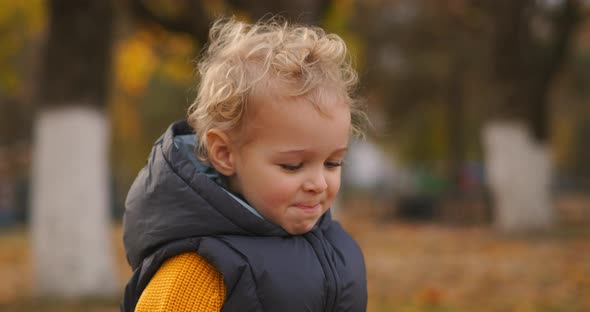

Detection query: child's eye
xmin=280 ymin=163 xmax=303 ymax=171
xmin=325 ymin=161 xmax=342 ymax=168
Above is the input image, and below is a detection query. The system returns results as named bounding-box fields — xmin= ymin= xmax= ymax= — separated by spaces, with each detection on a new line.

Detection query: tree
xmin=481 ymin=0 xmax=580 ymax=232
xmin=30 ymin=0 xmax=117 ymax=297
xmin=353 ymin=0 xmax=582 ymax=231
xmin=129 ymin=0 xmax=332 ymax=44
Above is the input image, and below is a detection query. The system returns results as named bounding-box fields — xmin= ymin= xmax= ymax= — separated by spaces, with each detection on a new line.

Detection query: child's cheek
xmin=265 ymin=180 xmax=296 ymax=207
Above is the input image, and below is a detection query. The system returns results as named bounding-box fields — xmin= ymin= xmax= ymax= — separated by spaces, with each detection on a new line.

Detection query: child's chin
xmin=284 ymin=222 xmax=316 ymax=235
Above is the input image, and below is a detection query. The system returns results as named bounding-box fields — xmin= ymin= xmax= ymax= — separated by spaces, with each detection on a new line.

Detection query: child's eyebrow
xmin=277 ymin=147 xmax=349 ymax=154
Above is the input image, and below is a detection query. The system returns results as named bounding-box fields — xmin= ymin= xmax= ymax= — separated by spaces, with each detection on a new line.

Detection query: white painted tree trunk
xmin=482 ymin=121 xmax=554 ymax=233
xmin=31 ymin=106 xmax=117 ymax=297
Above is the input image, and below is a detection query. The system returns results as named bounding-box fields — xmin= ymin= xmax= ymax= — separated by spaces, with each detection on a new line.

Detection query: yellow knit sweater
xmin=135 ymin=253 xmax=226 ymax=311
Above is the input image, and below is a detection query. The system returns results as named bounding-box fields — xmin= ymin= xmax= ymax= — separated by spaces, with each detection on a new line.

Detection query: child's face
xmin=228 ymin=93 xmax=350 ymax=234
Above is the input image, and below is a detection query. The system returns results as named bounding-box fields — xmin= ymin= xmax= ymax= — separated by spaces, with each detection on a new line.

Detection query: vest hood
xmin=123 ymin=120 xmax=294 ymax=269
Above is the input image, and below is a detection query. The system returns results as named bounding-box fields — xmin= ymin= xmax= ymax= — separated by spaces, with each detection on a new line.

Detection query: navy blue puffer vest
xmin=121 ymin=120 xmax=367 ymax=311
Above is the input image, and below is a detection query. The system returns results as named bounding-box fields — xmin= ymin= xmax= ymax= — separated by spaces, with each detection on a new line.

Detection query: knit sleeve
xmin=135 ymin=252 xmax=226 ymax=312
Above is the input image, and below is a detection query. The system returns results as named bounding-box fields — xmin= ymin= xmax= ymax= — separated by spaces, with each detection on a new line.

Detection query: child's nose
xmin=303 ymin=170 xmax=328 ymax=193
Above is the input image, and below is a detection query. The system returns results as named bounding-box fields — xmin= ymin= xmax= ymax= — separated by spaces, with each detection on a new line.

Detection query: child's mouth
xmin=294 ymin=203 xmax=321 ymax=211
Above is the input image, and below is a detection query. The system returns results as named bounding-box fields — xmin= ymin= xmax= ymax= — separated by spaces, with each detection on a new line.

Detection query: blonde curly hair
xmin=188 ymin=16 xmax=366 ymax=161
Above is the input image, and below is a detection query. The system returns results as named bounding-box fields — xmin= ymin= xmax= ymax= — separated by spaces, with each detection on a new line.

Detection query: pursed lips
xmin=293 ymin=203 xmax=322 ymax=210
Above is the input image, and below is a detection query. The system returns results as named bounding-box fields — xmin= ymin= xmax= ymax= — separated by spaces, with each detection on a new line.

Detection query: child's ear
xmin=206 ymin=129 xmax=236 ymax=176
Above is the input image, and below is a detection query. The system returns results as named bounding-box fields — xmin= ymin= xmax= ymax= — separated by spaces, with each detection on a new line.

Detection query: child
xmin=121 ymin=16 xmax=368 ymax=312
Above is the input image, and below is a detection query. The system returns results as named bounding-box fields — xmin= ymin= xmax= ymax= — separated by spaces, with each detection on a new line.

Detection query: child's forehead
xmin=229 ymin=88 xmax=350 ymax=148
xmin=248 ymin=85 xmax=348 ymax=113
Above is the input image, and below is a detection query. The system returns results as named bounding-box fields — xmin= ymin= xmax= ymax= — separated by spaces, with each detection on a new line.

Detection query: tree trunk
xmin=482 ymin=121 xmax=553 ymax=232
xmin=481 ymin=0 xmax=579 ymax=233
xmin=446 ymin=58 xmax=465 ymax=195
xmin=31 ymin=108 xmax=116 ymax=296
xmin=31 ymin=0 xmax=117 ymax=297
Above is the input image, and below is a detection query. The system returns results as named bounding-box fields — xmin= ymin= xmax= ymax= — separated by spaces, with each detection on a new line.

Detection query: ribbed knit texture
xmin=135 ymin=253 xmax=226 ymax=312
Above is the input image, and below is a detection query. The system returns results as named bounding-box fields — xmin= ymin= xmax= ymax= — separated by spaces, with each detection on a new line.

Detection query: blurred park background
xmin=1 ymin=0 xmax=590 ymax=311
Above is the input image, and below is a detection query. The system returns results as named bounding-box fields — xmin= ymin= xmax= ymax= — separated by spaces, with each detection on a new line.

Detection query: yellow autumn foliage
xmin=115 ymin=30 xmax=158 ymax=96
xmin=159 ymin=35 xmax=196 ymax=83
xmin=0 ymin=1 xmax=45 ymax=97
xmin=325 ymin=0 xmax=365 ymax=70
